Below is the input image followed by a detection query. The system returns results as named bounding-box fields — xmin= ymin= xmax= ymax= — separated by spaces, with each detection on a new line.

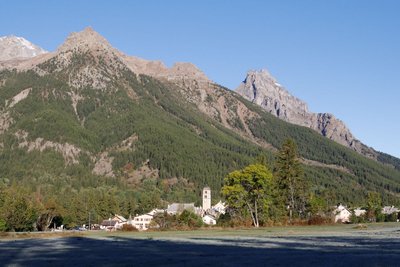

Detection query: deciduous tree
xmin=366 ymin=191 xmax=382 ymax=222
xmin=222 ymin=164 xmax=274 ymax=227
xmin=0 ymin=186 xmax=37 ymax=231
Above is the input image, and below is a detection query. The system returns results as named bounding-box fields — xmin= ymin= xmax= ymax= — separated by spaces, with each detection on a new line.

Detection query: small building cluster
xmin=99 ymin=187 xmax=226 ymax=231
xmin=334 ymin=204 xmax=400 ymax=223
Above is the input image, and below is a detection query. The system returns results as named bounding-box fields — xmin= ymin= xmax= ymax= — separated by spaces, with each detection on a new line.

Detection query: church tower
xmin=202 ymin=187 xmax=211 ymax=211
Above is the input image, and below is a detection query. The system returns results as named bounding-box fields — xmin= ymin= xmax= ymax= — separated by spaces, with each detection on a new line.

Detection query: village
xmin=333 ymin=204 xmax=400 ymax=223
xmin=95 ymin=187 xmax=227 ymax=231
xmin=59 ymin=186 xmax=400 ymax=232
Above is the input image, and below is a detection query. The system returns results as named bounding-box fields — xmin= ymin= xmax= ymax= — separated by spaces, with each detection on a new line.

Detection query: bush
xmin=178 ymin=210 xmax=203 ymax=229
xmin=152 ymin=212 xmax=178 ymax=230
xmin=308 ymin=215 xmax=332 ymax=225
xmin=120 ymin=224 xmax=138 ymax=232
xmin=0 ymin=219 xmax=7 ymax=232
xmin=384 ymin=213 xmax=398 ymax=222
xmin=350 ymin=213 xmax=367 ymax=224
xmin=376 ymin=212 xmax=385 ymax=222
xmin=216 ymin=213 xmax=233 ymax=227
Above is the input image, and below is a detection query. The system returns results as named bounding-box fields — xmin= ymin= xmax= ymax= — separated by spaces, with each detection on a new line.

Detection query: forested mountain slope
xmin=0 ymin=28 xmax=399 ymax=219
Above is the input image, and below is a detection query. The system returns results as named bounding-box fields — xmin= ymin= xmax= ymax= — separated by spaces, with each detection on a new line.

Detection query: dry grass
xmin=353 ymin=224 xmax=368 ymax=230
xmin=0 ymin=231 xmax=85 ymax=240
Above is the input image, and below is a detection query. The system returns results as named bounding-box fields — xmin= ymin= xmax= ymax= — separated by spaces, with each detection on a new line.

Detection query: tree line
xmin=221 ymin=139 xmax=394 ymax=227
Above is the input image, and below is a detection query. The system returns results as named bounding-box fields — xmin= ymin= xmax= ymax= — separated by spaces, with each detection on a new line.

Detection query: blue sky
xmin=1 ymin=0 xmax=399 ymax=158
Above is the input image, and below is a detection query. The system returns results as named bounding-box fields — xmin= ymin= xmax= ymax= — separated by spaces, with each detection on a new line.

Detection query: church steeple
xmin=202 ymin=186 xmax=211 ymax=211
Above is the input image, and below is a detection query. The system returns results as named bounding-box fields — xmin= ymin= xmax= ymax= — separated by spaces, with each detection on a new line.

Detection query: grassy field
xmin=79 ymin=222 xmax=397 ymax=238
xmin=1 ymin=223 xmax=400 ymax=266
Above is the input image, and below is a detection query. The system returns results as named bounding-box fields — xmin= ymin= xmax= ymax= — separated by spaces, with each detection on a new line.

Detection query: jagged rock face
xmin=237 ymin=70 xmax=309 ymax=124
xmin=122 ymin=56 xmax=209 ymax=83
xmin=0 ymin=35 xmax=47 ymax=61
xmin=313 ymin=113 xmax=360 ymax=150
xmin=236 ymin=70 xmax=372 ymax=156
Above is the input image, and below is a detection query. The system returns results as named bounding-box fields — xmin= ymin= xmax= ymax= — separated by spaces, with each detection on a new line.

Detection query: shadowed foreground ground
xmin=1 ymin=225 xmax=400 ymax=266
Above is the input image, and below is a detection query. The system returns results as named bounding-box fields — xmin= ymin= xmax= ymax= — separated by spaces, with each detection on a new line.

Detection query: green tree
xmin=309 ymin=194 xmax=328 ymax=216
xmin=178 ymin=210 xmax=203 ymax=228
xmin=275 ymin=139 xmax=309 ymax=223
xmin=0 ymin=186 xmax=37 ymax=231
xmin=0 ymin=219 xmax=6 ymax=232
xmin=152 ymin=212 xmax=175 ymax=230
xmin=221 ymin=164 xmax=274 ymax=227
xmin=366 ymin=191 xmax=382 ymax=222
xmin=36 ymin=197 xmax=63 ymax=231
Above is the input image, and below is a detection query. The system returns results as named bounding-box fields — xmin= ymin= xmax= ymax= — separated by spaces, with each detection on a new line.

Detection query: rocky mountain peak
xmin=0 ymin=35 xmax=47 ymax=61
xmin=237 ymin=69 xmax=309 ymax=120
xmin=245 ymin=69 xmax=275 ymax=83
xmin=33 ymin=27 xmax=129 ymax=90
xmin=57 ymin=27 xmax=114 ymax=53
xmin=236 ymin=69 xmax=372 ymax=156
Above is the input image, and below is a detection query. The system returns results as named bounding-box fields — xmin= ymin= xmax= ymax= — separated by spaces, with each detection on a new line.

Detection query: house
xmin=112 ymin=215 xmax=127 ymax=223
xmin=126 ymin=210 xmax=163 ymax=231
xmin=382 ymin=206 xmax=400 ymax=215
xmin=353 ymin=208 xmax=367 ymax=217
xmin=132 ymin=214 xmax=154 ymax=230
xmin=166 ymin=203 xmax=196 ymax=215
xmin=147 ymin=208 xmax=165 ymax=216
xmin=100 ymin=214 xmax=127 ymax=230
xmin=100 ymin=219 xmax=118 ymax=230
xmin=112 ymin=214 xmax=127 ymax=229
xmin=212 ymin=201 xmax=226 ymax=215
xmin=202 ymin=214 xmax=217 ymax=225
xmin=334 ymin=204 xmax=351 ymax=223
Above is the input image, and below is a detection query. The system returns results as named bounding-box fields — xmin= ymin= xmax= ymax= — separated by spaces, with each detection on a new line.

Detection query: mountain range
xmin=1 ymin=27 xmax=399 ymax=205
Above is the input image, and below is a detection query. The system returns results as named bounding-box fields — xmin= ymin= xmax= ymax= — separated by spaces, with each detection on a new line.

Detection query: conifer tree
xmin=275 ymin=139 xmax=309 ymax=223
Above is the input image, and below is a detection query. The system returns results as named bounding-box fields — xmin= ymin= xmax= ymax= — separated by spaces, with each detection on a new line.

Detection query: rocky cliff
xmin=236 ymin=70 xmax=376 ymax=158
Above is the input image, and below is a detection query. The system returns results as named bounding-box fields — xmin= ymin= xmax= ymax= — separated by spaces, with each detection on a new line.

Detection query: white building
xmin=202 ymin=214 xmax=216 ymax=225
xmin=202 ymin=187 xmax=211 ymax=211
xmin=132 ymin=214 xmax=153 ymax=230
xmin=147 ymin=208 xmax=165 ymax=216
xmin=382 ymin=206 xmax=400 ymax=215
xmin=212 ymin=201 xmax=226 ymax=215
xmin=166 ymin=203 xmax=196 ymax=215
xmin=100 ymin=214 xmax=127 ymax=230
xmin=334 ymin=204 xmax=351 ymax=223
xmin=354 ymin=208 xmax=367 ymax=217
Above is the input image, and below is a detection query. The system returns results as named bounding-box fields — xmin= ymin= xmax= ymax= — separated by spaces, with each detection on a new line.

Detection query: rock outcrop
xmin=56 ymin=26 xmax=113 ymax=53
xmin=236 ymin=70 xmax=375 ymax=157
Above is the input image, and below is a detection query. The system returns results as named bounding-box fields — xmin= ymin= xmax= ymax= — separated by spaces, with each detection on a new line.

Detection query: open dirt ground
xmin=1 ymin=223 xmax=400 ymax=266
